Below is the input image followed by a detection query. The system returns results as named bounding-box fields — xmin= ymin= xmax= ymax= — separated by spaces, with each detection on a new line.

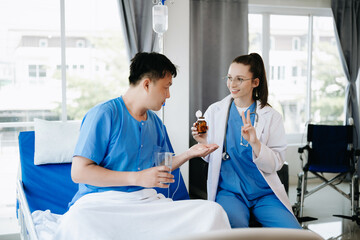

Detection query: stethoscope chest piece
xmin=222 ymin=98 xmax=259 ymax=161
xmin=222 ymin=152 xmax=230 ymax=161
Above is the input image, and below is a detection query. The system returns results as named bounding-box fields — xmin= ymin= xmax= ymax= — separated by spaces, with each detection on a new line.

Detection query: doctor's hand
xmin=191 ymin=122 xmax=208 ymax=144
xmin=241 ymin=110 xmax=261 ymax=156
xmin=241 ymin=110 xmax=257 ymax=144
xmin=136 ymin=166 xmax=174 ymax=188
xmin=186 ymin=143 xmax=219 ymax=159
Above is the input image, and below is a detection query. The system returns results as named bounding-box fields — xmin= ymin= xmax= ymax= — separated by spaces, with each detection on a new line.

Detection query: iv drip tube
xmin=152 ymin=2 xmax=168 ymax=54
xmin=152 ymin=0 xmax=180 ymax=200
xmin=152 ymin=1 xmax=168 ymax=121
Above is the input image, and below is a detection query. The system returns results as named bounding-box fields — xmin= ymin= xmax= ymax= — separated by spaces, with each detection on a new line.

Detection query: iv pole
xmin=152 ymin=0 xmax=169 ymax=122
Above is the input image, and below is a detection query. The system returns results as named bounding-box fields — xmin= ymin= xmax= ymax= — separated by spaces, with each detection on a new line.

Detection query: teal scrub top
xmin=218 ymin=102 xmax=272 ymax=202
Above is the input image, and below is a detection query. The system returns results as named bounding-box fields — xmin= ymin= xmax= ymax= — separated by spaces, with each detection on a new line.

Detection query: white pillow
xmin=34 ymin=118 xmax=81 ymax=165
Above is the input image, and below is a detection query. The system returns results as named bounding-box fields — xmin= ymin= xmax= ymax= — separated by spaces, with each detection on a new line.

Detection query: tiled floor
xmin=288 ymin=182 xmax=360 ymax=239
xmin=1 ymin=183 xmax=360 ymax=240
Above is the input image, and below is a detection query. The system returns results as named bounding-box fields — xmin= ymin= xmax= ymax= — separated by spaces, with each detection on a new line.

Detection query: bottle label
xmin=196 ymin=120 xmax=207 ymax=133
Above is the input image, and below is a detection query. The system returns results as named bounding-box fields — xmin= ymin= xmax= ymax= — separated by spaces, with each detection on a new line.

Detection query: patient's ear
xmin=142 ymin=78 xmax=151 ymax=92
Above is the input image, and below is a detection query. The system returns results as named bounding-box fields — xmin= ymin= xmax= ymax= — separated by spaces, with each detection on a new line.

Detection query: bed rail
xmin=16 ymin=179 xmax=38 ymax=240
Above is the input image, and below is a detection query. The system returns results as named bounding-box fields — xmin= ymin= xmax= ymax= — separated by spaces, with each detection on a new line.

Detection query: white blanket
xmin=34 ymin=189 xmax=230 ymax=240
xmin=32 ymin=210 xmax=62 ymax=240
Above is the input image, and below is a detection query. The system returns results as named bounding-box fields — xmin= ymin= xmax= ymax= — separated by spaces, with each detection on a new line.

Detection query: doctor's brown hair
xmin=232 ymin=53 xmax=269 ymax=108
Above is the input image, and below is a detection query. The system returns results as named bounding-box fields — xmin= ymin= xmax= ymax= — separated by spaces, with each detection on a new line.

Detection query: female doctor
xmin=192 ymin=53 xmax=301 ymax=228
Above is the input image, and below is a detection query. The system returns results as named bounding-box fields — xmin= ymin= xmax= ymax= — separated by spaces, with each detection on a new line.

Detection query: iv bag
xmin=152 ymin=4 xmax=168 ymax=34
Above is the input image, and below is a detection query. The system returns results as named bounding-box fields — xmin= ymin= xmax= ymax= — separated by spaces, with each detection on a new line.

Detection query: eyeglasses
xmin=224 ymin=76 xmax=254 ymax=85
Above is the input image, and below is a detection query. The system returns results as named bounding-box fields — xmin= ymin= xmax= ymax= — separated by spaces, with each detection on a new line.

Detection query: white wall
xmin=286 ymin=145 xmax=303 ymax=184
xmin=163 ymin=0 xmax=190 ymax=188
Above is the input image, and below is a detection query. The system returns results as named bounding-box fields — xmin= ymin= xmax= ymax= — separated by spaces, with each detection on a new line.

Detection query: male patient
xmin=53 ymin=52 xmax=230 ymax=240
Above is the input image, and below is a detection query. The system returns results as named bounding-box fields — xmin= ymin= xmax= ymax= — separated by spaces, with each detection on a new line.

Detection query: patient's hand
xmin=136 ymin=166 xmax=174 ymax=188
xmin=187 ymin=143 xmax=219 ymax=159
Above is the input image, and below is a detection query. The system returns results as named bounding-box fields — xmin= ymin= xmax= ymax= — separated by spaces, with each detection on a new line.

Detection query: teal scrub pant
xmin=216 ymin=189 xmax=301 ymax=229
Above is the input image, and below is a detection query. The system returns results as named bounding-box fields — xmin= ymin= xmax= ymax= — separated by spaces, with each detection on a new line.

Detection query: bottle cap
xmin=195 ymin=110 xmax=202 ymax=118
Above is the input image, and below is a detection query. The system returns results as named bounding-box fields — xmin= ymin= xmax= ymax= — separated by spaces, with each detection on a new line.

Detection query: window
xmin=28 ymin=65 xmax=37 ymax=77
xmin=292 ymin=37 xmax=301 ymax=51
xmin=271 ymin=66 xmax=275 ymax=80
xmin=292 ymin=66 xmax=298 ymax=77
xmin=0 ymin=0 xmax=128 ymax=232
xmin=76 ymin=39 xmax=85 ymax=48
xmin=39 ymin=38 xmax=48 ymax=47
xmin=270 ymin=36 xmax=275 ymax=50
xmin=39 ymin=65 xmax=46 ymax=77
xmin=28 ymin=65 xmax=47 ymax=78
xmin=248 ymin=14 xmax=262 ymax=53
xmin=249 ymin=7 xmax=346 ymax=141
xmin=311 ymin=16 xmax=346 ymax=124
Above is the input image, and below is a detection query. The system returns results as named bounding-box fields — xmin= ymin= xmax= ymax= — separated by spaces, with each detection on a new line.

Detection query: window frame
xmin=248 ymin=2 xmax=334 ymax=145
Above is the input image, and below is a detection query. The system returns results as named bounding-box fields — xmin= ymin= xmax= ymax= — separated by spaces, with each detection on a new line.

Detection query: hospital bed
xmin=16 ymin=130 xmax=189 ymax=240
xmin=16 ymin=128 xmax=323 ymax=240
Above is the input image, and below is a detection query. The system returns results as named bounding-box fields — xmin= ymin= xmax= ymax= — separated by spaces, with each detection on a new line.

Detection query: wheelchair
xmin=292 ymin=123 xmax=360 ymax=225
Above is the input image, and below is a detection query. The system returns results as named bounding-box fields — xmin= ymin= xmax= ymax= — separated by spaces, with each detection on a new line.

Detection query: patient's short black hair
xmin=129 ymin=52 xmax=177 ymax=85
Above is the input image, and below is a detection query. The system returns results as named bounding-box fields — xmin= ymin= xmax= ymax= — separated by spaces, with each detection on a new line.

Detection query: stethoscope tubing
xmin=222 ymin=98 xmax=259 ymax=161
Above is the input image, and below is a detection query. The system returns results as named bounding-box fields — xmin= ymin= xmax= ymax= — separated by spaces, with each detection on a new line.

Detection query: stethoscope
xmin=222 ymin=98 xmax=259 ymax=161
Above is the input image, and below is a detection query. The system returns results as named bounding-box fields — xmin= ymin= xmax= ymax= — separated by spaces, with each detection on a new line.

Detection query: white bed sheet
xmin=32 ymin=189 xmax=231 ymax=240
xmin=32 ymin=210 xmax=62 ymax=240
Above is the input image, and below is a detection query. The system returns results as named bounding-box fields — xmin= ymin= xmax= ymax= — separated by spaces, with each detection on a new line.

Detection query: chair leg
xmin=293 ymin=171 xmax=318 ymax=223
xmin=299 ymin=171 xmax=307 ymax=218
xmin=293 ymin=172 xmax=303 ymax=218
xmin=352 ymin=173 xmax=359 ymax=221
xmin=333 ymin=172 xmax=360 ymax=225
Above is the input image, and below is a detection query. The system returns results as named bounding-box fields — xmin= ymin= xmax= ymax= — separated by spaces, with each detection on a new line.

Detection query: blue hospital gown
xmin=69 ymin=96 xmax=172 ymax=206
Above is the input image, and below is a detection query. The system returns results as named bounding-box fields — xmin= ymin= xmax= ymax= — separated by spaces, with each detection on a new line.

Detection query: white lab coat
xmin=203 ymin=94 xmax=293 ymax=215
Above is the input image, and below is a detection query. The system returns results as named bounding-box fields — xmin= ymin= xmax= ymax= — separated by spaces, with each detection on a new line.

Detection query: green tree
xmin=54 ymin=32 xmax=129 ymax=120
xmin=311 ymin=41 xmax=346 ymax=124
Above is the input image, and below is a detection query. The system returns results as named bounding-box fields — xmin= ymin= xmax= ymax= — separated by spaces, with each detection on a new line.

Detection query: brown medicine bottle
xmin=196 ymin=117 xmax=207 ymax=134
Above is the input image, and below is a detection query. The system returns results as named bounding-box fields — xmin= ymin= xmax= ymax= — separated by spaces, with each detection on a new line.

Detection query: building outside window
xmin=28 ymin=65 xmax=37 ymax=77
xmin=292 ymin=37 xmax=301 ymax=51
xmin=270 ymin=36 xmax=275 ymax=50
xmin=76 ymin=39 xmax=86 ymax=48
xmin=0 ymin=0 xmax=350 ymax=235
xmin=292 ymin=66 xmax=298 ymax=77
xmin=248 ymin=10 xmax=346 ymax=140
xmin=39 ymin=38 xmax=48 ymax=48
xmin=0 ymin=0 xmax=129 ymax=234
